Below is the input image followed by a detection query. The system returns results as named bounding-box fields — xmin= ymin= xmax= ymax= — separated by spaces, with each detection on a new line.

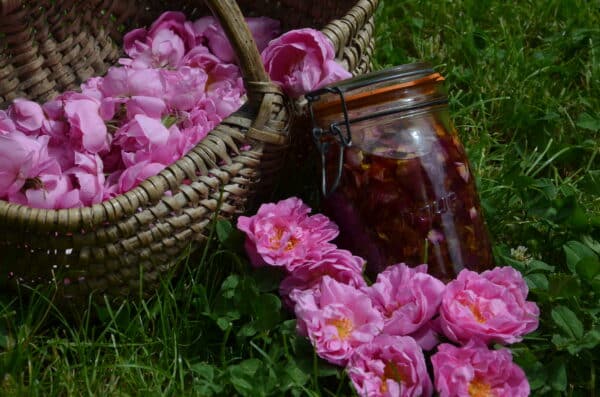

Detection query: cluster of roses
xmin=237 ymin=197 xmax=540 ymax=397
xmin=0 ymin=12 xmax=350 ymax=209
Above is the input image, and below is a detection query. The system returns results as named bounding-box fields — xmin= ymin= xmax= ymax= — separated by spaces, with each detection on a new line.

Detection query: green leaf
xmin=216 ymin=219 xmax=245 ymax=251
xmin=548 ymin=274 xmax=581 ymax=298
xmin=582 ymin=235 xmax=600 ymax=255
xmin=575 ymin=256 xmax=600 ymax=281
xmin=216 ymin=317 xmax=234 ymax=331
xmin=220 ymin=275 xmax=240 ymax=298
xmin=283 ymin=361 xmax=310 ymax=386
xmin=525 ymin=273 xmax=549 ymax=290
xmin=580 ymin=170 xmax=600 ymax=195
xmin=551 ymin=305 xmax=584 ymax=339
xmin=552 ymin=333 xmax=574 ymax=350
xmin=591 ymin=275 xmax=600 ymax=294
xmin=228 ymin=359 xmax=262 ymax=396
xmin=548 ymin=359 xmax=567 ymax=391
xmin=564 ymin=241 xmax=598 ymax=273
xmin=251 ymin=267 xmax=285 ymax=292
xmin=576 ymin=112 xmax=600 ymax=131
xmin=527 ymin=259 xmax=555 ymax=273
xmin=252 ymin=293 xmax=282 ymax=332
xmin=580 ymin=328 xmax=600 ymax=350
xmin=191 ymin=362 xmax=215 ymax=382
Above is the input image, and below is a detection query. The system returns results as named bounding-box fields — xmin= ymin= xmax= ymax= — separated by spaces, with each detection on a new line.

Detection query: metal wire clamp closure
xmin=306 ymin=85 xmax=448 ymax=197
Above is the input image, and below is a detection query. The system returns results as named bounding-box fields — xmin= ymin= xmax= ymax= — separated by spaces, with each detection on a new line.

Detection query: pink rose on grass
xmin=408 ymin=318 xmax=443 ymax=351
xmin=294 ymin=276 xmax=383 ymax=365
xmin=237 ymin=197 xmax=338 ymax=269
xmin=439 ymin=267 xmax=540 ymax=345
xmin=280 ymin=247 xmax=366 ymax=307
xmin=193 ymin=16 xmax=280 ymax=63
xmin=431 ymin=341 xmax=529 ymax=397
xmin=365 ymin=264 xmax=445 ymax=337
xmin=261 ymin=28 xmax=351 ymax=97
xmin=348 ymin=335 xmax=433 ymax=397
xmin=7 ymin=98 xmax=45 ymax=134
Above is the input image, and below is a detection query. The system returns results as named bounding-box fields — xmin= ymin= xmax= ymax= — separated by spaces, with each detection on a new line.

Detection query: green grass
xmin=1 ymin=1 xmax=600 ymax=395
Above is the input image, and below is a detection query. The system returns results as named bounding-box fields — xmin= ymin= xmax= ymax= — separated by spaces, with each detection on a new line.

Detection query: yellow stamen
xmin=327 ymin=318 xmax=353 ymax=340
xmin=468 ymin=378 xmax=493 ymax=397
xmin=269 ymin=226 xmax=285 ymax=249
xmin=470 ymin=304 xmax=486 ymax=323
xmin=269 ymin=226 xmax=298 ymax=251
xmin=380 ymin=361 xmax=404 ymax=393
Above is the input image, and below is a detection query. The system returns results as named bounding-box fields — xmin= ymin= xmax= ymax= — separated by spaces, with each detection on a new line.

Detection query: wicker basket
xmin=0 ymin=0 xmax=378 ymax=304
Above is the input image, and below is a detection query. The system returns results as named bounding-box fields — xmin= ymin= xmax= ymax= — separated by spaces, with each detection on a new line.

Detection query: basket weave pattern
xmin=0 ymin=0 xmax=378 ymax=302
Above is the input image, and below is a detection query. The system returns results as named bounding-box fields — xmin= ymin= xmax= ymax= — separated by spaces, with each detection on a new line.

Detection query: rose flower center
xmin=468 ymin=378 xmax=493 ymax=397
xmin=469 ymin=303 xmax=486 ymax=323
xmin=269 ymin=226 xmax=299 ymax=252
xmin=380 ymin=361 xmax=404 ymax=393
xmin=327 ymin=317 xmax=353 ymax=340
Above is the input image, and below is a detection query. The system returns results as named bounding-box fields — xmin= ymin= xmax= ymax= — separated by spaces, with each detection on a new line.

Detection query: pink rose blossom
xmin=194 ymin=16 xmax=280 ymax=63
xmin=439 ymin=267 xmax=540 ymax=345
xmin=66 ymin=152 xmax=105 ymax=206
xmin=63 ymin=93 xmax=110 ymax=153
xmin=125 ymin=96 xmax=167 ymax=119
xmin=8 ymin=172 xmax=81 ymax=209
xmin=0 ymin=131 xmax=54 ymax=197
xmin=0 ymin=110 xmax=16 ymax=135
xmin=365 ymin=263 xmax=445 ymax=337
xmin=114 ymin=114 xmax=170 ymax=153
xmin=123 ymin=11 xmax=195 ymax=68
xmin=261 ymin=28 xmax=351 ymax=97
xmin=161 ymin=67 xmax=208 ymax=111
xmin=431 ymin=341 xmax=530 ymax=397
xmin=408 ymin=318 xmax=443 ymax=351
xmin=179 ymin=103 xmax=220 ymax=145
xmin=8 ymin=98 xmax=45 ymax=134
xmin=80 ymin=76 xmax=104 ymax=101
xmin=100 ymin=67 xmax=165 ymax=98
xmin=236 ymin=197 xmax=338 ymax=269
xmin=151 ymin=27 xmax=185 ymax=67
xmin=280 ymin=247 xmax=366 ymax=307
xmin=117 ymin=160 xmax=166 ymax=193
xmin=294 ymin=276 xmax=383 ymax=365
xmin=121 ymin=125 xmax=188 ymax=167
xmin=147 ymin=11 xmax=196 ymax=51
xmin=348 ymin=335 xmax=433 ymax=397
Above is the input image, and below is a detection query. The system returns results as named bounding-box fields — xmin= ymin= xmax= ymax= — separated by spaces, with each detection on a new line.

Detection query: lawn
xmin=1 ymin=0 xmax=599 ymax=395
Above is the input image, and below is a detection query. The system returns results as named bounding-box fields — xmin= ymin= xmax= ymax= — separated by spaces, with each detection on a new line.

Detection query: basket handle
xmin=204 ymin=0 xmax=278 ymax=100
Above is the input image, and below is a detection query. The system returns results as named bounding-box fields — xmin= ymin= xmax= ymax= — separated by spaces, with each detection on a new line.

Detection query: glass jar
xmin=306 ymin=63 xmax=494 ymax=282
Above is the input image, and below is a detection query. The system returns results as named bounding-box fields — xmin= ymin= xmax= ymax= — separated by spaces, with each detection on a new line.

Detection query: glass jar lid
xmin=306 ymin=63 xmax=445 ymax=118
